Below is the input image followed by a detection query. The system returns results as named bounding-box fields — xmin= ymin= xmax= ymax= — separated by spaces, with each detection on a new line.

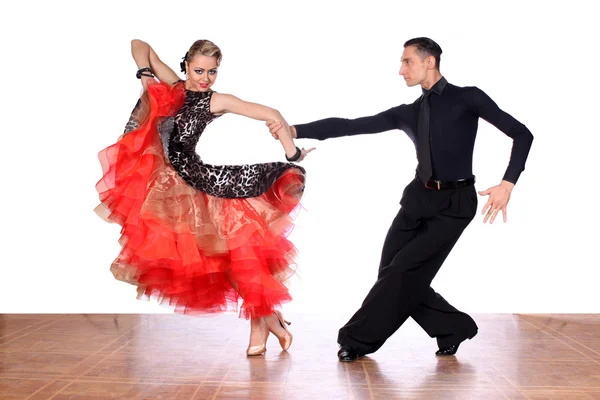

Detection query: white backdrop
xmin=1 ymin=0 xmax=598 ymax=316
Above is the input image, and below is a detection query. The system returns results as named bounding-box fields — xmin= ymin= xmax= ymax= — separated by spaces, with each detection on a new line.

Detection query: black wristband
xmin=136 ymin=67 xmax=153 ymax=79
xmin=285 ymin=146 xmax=302 ymax=162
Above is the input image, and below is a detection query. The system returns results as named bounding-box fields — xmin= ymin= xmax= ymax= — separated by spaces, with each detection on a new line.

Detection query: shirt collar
xmin=422 ymin=76 xmax=448 ymax=96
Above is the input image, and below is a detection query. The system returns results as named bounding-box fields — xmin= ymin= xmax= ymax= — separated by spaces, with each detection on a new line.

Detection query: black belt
xmin=417 ymin=176 xmax=475 ymax=190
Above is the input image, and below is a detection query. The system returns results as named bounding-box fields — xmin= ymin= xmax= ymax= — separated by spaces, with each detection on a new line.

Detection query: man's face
xmin=399 ymin=45 xmax=430 ymax=87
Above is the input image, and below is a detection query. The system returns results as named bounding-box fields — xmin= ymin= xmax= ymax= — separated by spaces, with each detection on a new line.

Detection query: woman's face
xmin=186 ymin=55 xmax=219 ymax=92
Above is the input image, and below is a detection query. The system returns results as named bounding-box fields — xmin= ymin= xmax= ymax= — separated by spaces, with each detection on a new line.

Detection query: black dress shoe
xmin=337 ymin=345 xmax=360 ymax=362
xmin=436 ymin=330 xmax=477 ymax=356
xmin=435 ymin=343 xmax=460 ymax=356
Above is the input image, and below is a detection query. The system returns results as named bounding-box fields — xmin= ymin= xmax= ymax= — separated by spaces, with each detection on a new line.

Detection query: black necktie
xmin=416 ymin=90 xmax=433 ymax=182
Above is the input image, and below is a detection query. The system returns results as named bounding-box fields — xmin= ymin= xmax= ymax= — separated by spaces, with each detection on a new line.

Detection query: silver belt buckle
xmin=425 ymin=179 xmax=441 ymax=190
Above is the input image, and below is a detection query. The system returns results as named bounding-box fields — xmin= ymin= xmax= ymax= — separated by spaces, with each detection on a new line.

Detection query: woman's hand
xmin=275 ymin=123 xmax=315 ymax=162
xmin=266 ymin=120 xmax=295 ymax=139
xmin=296 ymin=147 xmax=316 ymax=161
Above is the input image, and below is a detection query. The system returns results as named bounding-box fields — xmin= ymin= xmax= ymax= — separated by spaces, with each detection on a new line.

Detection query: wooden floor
xmin=1 ymin=313 xmax=599 ymax=399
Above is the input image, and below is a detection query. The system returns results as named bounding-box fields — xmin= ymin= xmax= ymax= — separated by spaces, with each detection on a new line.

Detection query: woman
xmin=95 ymin=39 xmax=313 ymax=356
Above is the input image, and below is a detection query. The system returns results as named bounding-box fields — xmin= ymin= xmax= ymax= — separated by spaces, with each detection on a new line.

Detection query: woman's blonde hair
xmin=180 ymin=40 xmax=222 ymax=72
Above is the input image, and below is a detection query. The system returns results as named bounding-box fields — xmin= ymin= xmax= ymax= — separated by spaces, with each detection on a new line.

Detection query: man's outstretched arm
xmin=268 ymin=105 xmax=408 ymax=141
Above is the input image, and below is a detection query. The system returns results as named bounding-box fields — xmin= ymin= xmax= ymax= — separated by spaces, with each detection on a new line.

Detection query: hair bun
xmin=180 ymin=52 xmax=189 ymax=73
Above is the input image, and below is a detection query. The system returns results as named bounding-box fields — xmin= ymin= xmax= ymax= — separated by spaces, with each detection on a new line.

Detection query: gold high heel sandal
xmin=246 ymin=318 xmax=269 ymax=356
xmin=272 ymin=310 xmax=293 ymax=351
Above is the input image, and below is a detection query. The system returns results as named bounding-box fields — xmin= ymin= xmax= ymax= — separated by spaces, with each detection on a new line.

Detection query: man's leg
xmin=337 ymin=210 xmax=473 ymax=356
xmin=336 ymin=205 xmax=421 ymax=361
xmin=410 ymin=186 xmax=479 ymax=351
xmin=375 ymin=208 xmax=476 ymax=350
xmin=411 ymin=287 xmax=478 ymax=350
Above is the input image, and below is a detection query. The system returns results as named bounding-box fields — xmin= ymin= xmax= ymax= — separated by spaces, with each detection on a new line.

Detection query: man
xmin=268 ymin=37 xmax=533 ymax=361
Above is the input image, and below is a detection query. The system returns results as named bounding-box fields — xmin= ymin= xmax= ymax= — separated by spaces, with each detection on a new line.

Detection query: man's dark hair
xmin=404 ymin=37 xmax=443 ymax=70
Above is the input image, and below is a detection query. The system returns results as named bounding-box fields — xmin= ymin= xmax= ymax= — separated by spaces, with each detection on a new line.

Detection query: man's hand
xmin=267 ymin=120 xmax=296 ymax=139
xmin=478 ymin=180 xmax=515 ymax=224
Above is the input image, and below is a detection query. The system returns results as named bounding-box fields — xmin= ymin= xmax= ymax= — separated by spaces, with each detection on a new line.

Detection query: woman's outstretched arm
xmin=211 ymin=93 xmax=314 ymax=161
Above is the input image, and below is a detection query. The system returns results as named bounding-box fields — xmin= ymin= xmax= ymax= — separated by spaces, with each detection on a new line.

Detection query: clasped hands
xmin=266 ymin=120 xmax=315 ymax=162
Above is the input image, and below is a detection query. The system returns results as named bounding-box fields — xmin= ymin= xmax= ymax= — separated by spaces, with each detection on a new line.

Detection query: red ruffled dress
xmin=95 ymin=81 xmax=306 ymax=319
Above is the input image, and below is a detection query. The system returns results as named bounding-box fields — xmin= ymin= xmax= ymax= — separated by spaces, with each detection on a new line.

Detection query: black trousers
xmin=338 ymin=178 xmax=479 ymax=355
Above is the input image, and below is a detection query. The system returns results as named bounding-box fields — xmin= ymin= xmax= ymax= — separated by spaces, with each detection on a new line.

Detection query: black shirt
xmin=294 ymin=77 xmax=533 ymax=184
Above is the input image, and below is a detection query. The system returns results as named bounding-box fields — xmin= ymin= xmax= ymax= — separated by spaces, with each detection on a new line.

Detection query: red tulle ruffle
xmin=95 ymin=82 xmax=305 ymax=319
